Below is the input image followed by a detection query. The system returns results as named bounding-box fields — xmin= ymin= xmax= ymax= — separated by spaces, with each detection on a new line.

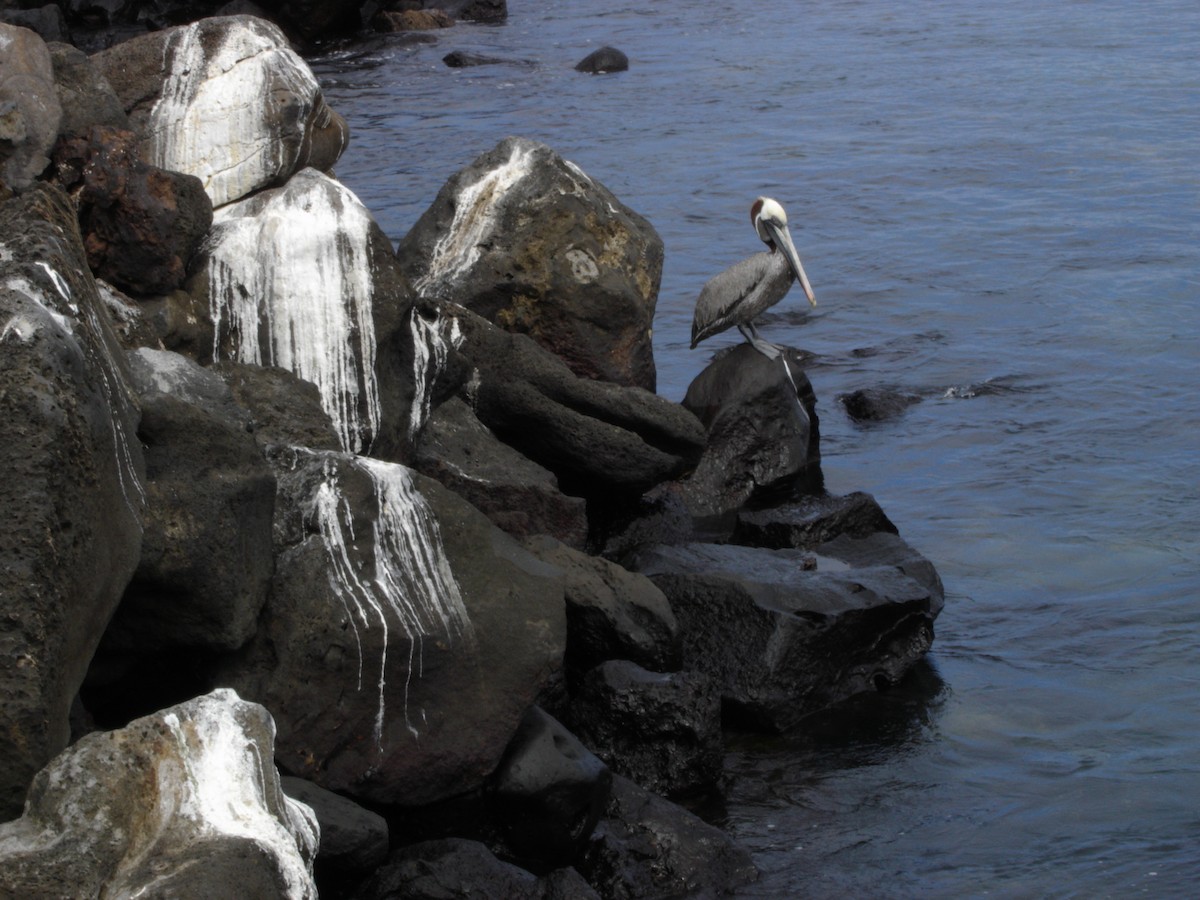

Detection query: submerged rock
xmin=0 ymin=184 xmax=145 ymax=819
xmin=398 ymin=136 xmax=662 ymax=391
xmin=91 ymin=15 xmax=348 ymax=207
xmin=221 ymin=447 xmax=566 ymax=807
xmin=574 ymin=46 xmax=629 ymax=74
xmin=0 ymin=689 xmax=318 ymax=899
xmin=840 ymin=385 xmax=922 ymax=422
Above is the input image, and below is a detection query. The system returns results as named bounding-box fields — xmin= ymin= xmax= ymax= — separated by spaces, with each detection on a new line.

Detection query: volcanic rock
xmin=488 ymin=705 xmax=611 ymax=870
xmin=840 ymin=385 xmax=922 ymax=422
xmin=398 ymin=136 xmax=662 ymax=391
xmin=281 ymin=776 xmax=389 ymax=879
xmin=0 ymin=24 xmax=62 ymax=190
xmin=52 ymin=125 xmax=213 ymax=296
xmin=414 ymin=396 xmax=589 ymax=548
xmin=568 ymin=660 xmax=723 ymax=799
xmin=0 ymin=689 xmax=319 ymax=898
xmin=630 ymin=533 xmax=944 ymax=731
xmin=681 ymin=342 xmax=821 ymax=518
xmin=0 ymin=183 xmax=145 ymax=819
xmin=220 ymin=447 xmax=567 ymax=808
xmin=46 ymin=42 xmax=127 ymax=137
xmin=91 ymin=15 xmax=348 ymax=207
xmin=575 ymin=46 xmax=629 ymax=74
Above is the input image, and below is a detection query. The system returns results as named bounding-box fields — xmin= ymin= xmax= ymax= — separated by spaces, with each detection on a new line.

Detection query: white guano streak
xmin=208 ymin=172 xmax=380 ymax=454
xmin=158 ymin=697 xmax=318 ymax=899
xmin=149 ymin=19 xmax=318 ymax=207
xmin=414 ymin=142 xmax=536 ymax=298
xmin=408 ymin=307 xmax=464 ymax=440
xmin=309 ymin=454 xmax=472 ymax=745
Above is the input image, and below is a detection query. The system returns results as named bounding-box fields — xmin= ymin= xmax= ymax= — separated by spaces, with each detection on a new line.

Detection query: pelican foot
xmin=748 ymin=336 xmax=782 ymax=359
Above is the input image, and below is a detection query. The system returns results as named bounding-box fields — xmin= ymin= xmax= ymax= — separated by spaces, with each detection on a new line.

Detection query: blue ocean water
xmin=311 ymin=1 xmax=1200 ymax=894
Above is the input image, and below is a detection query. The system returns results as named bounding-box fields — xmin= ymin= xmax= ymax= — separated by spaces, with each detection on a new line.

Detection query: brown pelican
xmin=690 ymin=197 xmax=816 ymax=358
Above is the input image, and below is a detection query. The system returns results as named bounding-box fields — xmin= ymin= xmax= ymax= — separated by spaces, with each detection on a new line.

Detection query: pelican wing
xmin=690 ymin=251 xmax=790 ymax=347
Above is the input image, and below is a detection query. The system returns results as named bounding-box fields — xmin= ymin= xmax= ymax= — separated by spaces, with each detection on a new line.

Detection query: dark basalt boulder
xmin=355 ymin=839 xmax=594 ymax=900
xmin=630 ymin=533 xmax=944 ymax=731
xmin=101 ymin=348 xmax=275 ymax=653
xmin=841 ymin=385 xmax=923 ymax=421
xmin=398 ymin=136 xmax=662 ymax=391
xmin=373 ymin=8 xmax=454 ymax=30
xmin=574 ymin=46 xmax=628 ymax=74
xmin=443 ymin=49 xmax=533 ymax=68
xmin=415 ymin=396 xmax=589 ymax=549
xmin=577 ymin=775 xmax=758 ymax=898
xmin=52 ymin=126 xmax=213 ymax=297
xmin=220 ymin=447 xmax=567 ymax=808
xmin=523 ymin=537 xmax=681 ymax=680
xmin=681 ymin=343 xmax=822 ymax=518
xmin=435 ymin=302 xmax=705 ymax=499
xmin=0 ymin=5 xmax=69 ymax=44
xmin=0 ymin=24 xmax=62 ymax=190
xmin=47 ymin=42 xmax=128 ymax=138
xmin=214 ymin=360 xmax=344 ymax=452
xmin=733 ymin=489 xmax=899 ymax=548
xmin=568 ymin=661 xmax=723 ymax=799
xmin=281 ymin=776 xmax=389 ymax=882
xmin=398 ymin=0 xmax=508 ymax=23
xmin=488 ymin=705 xmax=611 ymax=871
xmin=0 ymin=183 xmax=144 ymax=820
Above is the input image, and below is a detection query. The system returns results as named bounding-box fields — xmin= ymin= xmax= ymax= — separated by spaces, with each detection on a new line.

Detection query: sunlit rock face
xmin=221 ymin=447 xmax=566 ymax=807
xmin=0 ymin=689 xmax=319 ymax=899
xmin=0 ymin=184 xmax=144 ymax=820
xmin=398 ymin=136 xmax=662 ymax=391
xmin=91 ymin=15 xmax=348 ymax=208
xmin=202 ymin=169 xmax=390 ymax=454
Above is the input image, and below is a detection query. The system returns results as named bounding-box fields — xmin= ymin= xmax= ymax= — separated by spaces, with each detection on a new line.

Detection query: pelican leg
xmin=738 ymin=322 xmax=781 ymax=359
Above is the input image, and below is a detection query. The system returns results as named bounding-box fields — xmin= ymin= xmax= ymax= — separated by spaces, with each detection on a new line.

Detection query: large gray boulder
xmin=193 ymin=167 xmax=416 ymax=457
xmin=91 ymin=15 xmax=348 ymax=207
xmin=398 ymin=136 xmax=662 ymax=391
xmin=280 ymin=776 xmax=389 ymax=880
xmin=46 ymin=41 xmax=128 ymax=138
xmin=0 ymin=184 xmax=144 ymax=819
xmin=631 ymin=531 xmax=944 ymax=731
xmin=0 ymin=689 xmax=319 ymax=898
xmin=0 ymin=24 xmax=62 ymax=189
xmin=220 ymin=447 xmax=567 ymax=807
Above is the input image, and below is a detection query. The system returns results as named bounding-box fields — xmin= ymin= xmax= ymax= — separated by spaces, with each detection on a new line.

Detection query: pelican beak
xmin=768 ymin=220 xmax=817 ymax=307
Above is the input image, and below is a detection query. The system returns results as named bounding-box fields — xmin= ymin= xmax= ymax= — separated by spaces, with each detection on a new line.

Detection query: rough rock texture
xmin=681 ymin=343 xmax=821 ymax=518
xmin=631 ymin=534 xmax=944 ymax=731
xmin=523 ymin=537 xmax=681 ymax=679
xmin=578 ymin=775 xmax=758 ymax=898
xmin=280 ymin=776 xmax=389 ymax=878
xmin=221 ymin=448 xmax=567 ymax=807
xmin=399 ymin=0 xmax=507 ymax=23
xmin=47 ymin=41 xmax=128 ymax=138
xmin=568 ymin=661 xmax=722 ymax=799
xmin=194 ymin=167 xmax=416 ymax=457
xmin=0 ymin=689 xmax=319 ymax=899
xmin=840 ymin=385 xmax=922 ymax=422
xmin=101 ymin=349 xmax=275 ymax=653
xmin=489 ymin=705 xmax=611 ymax=870
xmin=0 ymin=184 xmax=145 ymax=819
xmin=575 ymin=46 xmax=629 ymax=74
xmin=356 ymin=839 xmax=594 ymax=900
xmin=0 ymin=24 xmax=62 ymax=189
xmin=733 ymin=490 xmax=899 ymax=549
xmin=214 ymin=360 xmax=344 ymax=452
xmin=443 ymin=50 xmax=533 ymax=68
xmin=91 ymin=15 xmax=348 ymax=207
xmin=438 ymin=302 xmax=704 ymax=498
xmin=415 ymin=396 xmax=589 ymax=548
xmin=398 ymin=136 xmax=662 ymax=391
xmin=52 ymin=125 xmax=213 ymax=296
xmin=374 ymin=8 xmax=454 ymax=30
xmin=0 ymin=5 xmax=68 ymax=44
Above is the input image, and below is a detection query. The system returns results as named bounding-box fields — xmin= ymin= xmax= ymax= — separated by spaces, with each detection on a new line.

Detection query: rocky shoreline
xmin=0 ymin=7 xmax=943 ymax=897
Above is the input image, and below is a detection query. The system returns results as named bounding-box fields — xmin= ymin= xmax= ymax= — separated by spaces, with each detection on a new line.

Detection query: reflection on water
xmin=312 ymin=0 xmax=1200 ymax=893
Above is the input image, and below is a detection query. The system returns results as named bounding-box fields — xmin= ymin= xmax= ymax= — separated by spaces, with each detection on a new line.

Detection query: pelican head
xmin=751 ymin=197 xmax=816 ymax=306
